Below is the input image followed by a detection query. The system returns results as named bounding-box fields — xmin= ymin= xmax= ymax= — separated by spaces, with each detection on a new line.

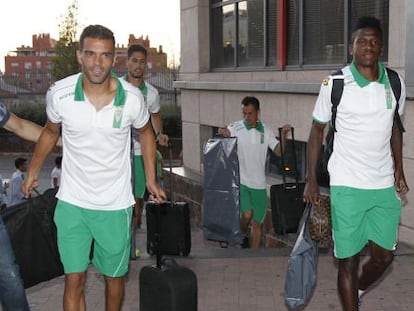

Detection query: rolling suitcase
xmin=140 ymin=182 xmax=197 ymax=311
xmin=202 ymin=136 xmax=243 ymax=247
xmin=146 ymin=201 xmax=191 ymax=256
xmin=146 ymin=143 xmax=191 ymax=256
xmin=270 ymin=127 xmax=305 ymax=235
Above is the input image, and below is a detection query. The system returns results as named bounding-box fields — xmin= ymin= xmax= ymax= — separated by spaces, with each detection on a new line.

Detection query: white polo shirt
xmin=228 ymin=120 xmax=279 ymax=189
xmin=46 ymin=73 xmax=149 ymax=210
xmin=313 ymin=62 xmax=406 ymax=189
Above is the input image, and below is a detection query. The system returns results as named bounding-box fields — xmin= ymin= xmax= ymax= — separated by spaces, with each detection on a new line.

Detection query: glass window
xmin=238 ymin=0 xmax=265 ymax=67
xmin=303 ymin=0 xmax=344 ymax=64
xmin=211 ymin=3 xmax=236 ymax=67
xmin=211 ymin=0 xmax=390 ymax=69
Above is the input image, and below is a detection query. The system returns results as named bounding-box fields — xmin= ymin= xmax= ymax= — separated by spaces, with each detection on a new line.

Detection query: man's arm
xmin=139 ymin=121 xmax=166 ymax=203
xmin=303 ymin=121 xmax=326 ymax=205
xmin=4 ymin=112 xmax=62 ymax=147
xmin=390 ymin=120 xmax=409 ymax=195
xmin=4 ymin=112 xmax=44 ymax=143
xmin=22 ymin=121 xmax=61 ymax=196
xmin=150 ymin=112 xmax=169 ymax=146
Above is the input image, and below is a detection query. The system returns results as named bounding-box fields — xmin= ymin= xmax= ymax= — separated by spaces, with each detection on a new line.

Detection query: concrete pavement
xmin=1 ymin=153 xmax=414 ymax=310
xmin=19 ymin=225 xmax=414 ymax=311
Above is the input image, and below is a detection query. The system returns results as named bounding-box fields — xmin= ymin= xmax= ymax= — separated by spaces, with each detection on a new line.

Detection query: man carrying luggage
xmin=23 ymin=25 xmax=166 ymax=311
xmin=0 ymin=101 xmax=47 ymax=310
xmin=123 ymin=44 xmax=169 ymax=259
xmin=303 ymin=16 xmax=408 ymax=310
xmin=219 ymin=96 xmax=291 ymax=248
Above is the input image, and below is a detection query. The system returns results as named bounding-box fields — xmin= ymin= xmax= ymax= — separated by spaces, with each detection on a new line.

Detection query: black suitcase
xmin=146 ymin=142 xmax=191 ymax=256
xmin=270 ymin=127 xmax=305 ymax=235
xmin=146 ymin=201 xmax=191 ymax=256
xmin=139 ymin=257 xmax=198 ymax=311
xmin=140 ymin=173 xmax=197 ymax=311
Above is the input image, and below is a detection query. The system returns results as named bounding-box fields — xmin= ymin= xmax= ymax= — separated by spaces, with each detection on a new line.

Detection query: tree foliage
xmin=52 ymin=0 xmax=80 ymax=80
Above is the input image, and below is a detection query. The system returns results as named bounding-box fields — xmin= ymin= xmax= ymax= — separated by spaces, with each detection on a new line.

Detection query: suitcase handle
xmin=278 ymin=127 xmax=299 ymax=187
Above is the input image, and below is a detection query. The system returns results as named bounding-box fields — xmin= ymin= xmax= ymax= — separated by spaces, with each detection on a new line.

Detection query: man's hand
xmin=395 ymin=170 xmax=409 ymax=195
xmin=217 ymin=127 xmax=230 ymax=137
xmin=303 ymin=180 xmax=320 ymax=207
xmin=280 ymin=124 xmax=292 ymax=137
xmin=157 ymin=132 xmax=169 ymax=146
xmin=22 ymin=173 xmax=39 ymax=199
xmin=147 ymin=181 xmax=167 ymax=204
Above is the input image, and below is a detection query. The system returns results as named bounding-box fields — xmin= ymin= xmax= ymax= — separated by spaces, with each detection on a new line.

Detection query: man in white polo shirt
xmin=23 ymin=25 xmax=165 ymax=311
xmin=304 ymin=16 xmax=409 ymax=310
xmin=219 ymin=96 xmax=291 ymax=249
xmin=123 ymin=44 xmax=169 ymax=259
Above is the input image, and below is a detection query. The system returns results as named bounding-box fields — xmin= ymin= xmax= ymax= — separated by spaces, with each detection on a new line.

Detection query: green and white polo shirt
xmin=47 ymin=72 xmax=149 ymax=210
xmin=228 ymin=120 xmax=278 ymax=189
xmin=122 ymin=76 xmax=160 ymax=156
xmin=313 ymin=62 xmax=406 ymax=189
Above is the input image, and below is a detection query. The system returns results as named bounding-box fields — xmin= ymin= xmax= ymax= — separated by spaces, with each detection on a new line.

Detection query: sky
xmin=0 ymin=0 xmax=180 ymax=72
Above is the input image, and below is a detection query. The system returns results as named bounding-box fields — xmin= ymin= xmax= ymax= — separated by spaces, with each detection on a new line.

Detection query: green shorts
xmin=54 ymin=200 xmax=132 ymax=277
xmin=134 ymin=155 xmax=146 ymax=198
xmin=240 ymin=184 xmax=267 ymax=223
xmin=330 ymin=186 xmax=402 ymax=259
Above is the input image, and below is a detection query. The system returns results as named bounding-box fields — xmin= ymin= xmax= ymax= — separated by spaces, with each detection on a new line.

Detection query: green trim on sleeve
xmin=313 ymin=117 xmax=328 ymax=124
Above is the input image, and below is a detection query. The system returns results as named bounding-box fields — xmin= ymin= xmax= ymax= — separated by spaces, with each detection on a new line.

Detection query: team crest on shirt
xmin=322 ymin=77 xmax=330 ymax=86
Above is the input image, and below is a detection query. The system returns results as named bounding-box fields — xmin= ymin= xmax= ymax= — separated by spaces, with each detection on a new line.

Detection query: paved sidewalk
xmin=1 ymin=153 xmax=413 ymax=310
xmin=18 ymin=226 xmax=414 ymax=311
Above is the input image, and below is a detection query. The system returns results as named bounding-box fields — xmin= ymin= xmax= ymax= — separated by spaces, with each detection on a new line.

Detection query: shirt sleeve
xmin=0 ymin=102 xmax=11 ymax=127
xmin=132 ymin=92 xmax=150 ymax=129
xmin=267 ymin=128 xmax=279 ymax=151
xmin=46 ymin=88 xmax=62 ymax=123
xmin=312 ymin=78 xmax=334 ymax=124
xmin=397 ymin=73 xmax=406 ymax=119
xmin=147 ymin=88 xmax=160 ymax=114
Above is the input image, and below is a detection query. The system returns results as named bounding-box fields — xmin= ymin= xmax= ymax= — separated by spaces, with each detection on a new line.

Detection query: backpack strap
xmin=385 ymin=67 xmax=405 ymax=133
xmin=330 ymin=69 xmax=344 ymax=132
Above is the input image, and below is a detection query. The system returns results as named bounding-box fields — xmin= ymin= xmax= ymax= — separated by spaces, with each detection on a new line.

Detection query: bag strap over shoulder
xmin=385 ymin=67 xmax=405 ymax=133
xmin=330 ymin=69 xmax=344 ymax=132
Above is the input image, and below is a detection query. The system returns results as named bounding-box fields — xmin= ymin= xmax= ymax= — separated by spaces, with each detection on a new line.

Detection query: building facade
xmin=177 ymin=0 xmax=414 ymax=245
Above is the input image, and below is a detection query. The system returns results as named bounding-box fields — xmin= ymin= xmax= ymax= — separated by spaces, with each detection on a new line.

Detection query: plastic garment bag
xmin=202 ymin=137 xmax=243 ymax=246
xmin=284 ymin=203 xmax=318 ymax=309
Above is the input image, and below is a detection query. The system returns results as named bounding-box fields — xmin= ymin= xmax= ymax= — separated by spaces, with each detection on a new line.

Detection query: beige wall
xmin=178 ymin=0 xmax=414 ymax=246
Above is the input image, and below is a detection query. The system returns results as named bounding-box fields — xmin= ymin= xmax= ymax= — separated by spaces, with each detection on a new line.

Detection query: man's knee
xmin=372 ymin=250 xmax=394 ymax=269
xmin=65 ymin=272 xmax=87 ymax=290
xmin=338 ymin=255 xmax=360 ymax=274
xmin=242 ymin=209 xmax=253 ymax=220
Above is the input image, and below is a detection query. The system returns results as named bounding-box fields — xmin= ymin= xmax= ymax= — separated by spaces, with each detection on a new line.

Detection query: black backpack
xmin=317 ymin=67 xmax=405 ymax=187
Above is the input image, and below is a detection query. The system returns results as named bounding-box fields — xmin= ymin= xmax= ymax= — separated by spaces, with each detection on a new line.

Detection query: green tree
xmin=52 ymin=0 xmax=80 ymax=80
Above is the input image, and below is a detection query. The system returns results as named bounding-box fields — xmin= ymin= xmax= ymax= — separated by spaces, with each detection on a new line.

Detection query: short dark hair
xmin=127 ymin=44 xmax=148 ymax=59
xmin=351 ymin=16 xmax=383 ymax=42
xmin=79 ymin=25 xmax=115 ymax=51
xmin=241 ymin=96 xmax=260 ymax=110
xmin=15 ymin=157 xmax=27 ymax=169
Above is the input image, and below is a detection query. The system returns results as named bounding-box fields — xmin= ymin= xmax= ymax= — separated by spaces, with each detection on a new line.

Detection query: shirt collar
xmin=243 ymin=120 xmax=264 ymax=133
xmin=350 ymin=61 xmax=386 ymax=87
xmin=74 ymin=72 xmax=126 ymax=107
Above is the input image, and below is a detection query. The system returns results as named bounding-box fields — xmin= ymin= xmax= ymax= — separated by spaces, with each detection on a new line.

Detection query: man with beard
xmin=23 ymin=25 xmax=166 ymax=311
